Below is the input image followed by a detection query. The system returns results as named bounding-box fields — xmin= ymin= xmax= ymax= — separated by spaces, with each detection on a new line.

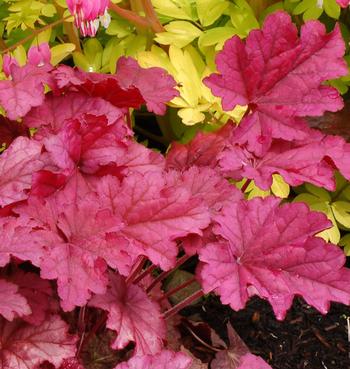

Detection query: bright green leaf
xmin=50 ymin=43 xmax=75 ymax=66
xmin=196 ymin=0 xmax=229 ymax=26
xmin=332 ymin=201 xmax=350 ymax=229
xmin=271 ymin=174 xmax=290 ymax=199
xmin=339 ymin=234 xmax=350 ymax=255
xmin=155 ymin=21 xmax=202 ymax=48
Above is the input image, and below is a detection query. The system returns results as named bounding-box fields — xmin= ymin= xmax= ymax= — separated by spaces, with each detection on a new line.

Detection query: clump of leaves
xmin=2 ymin=7 xmax=350 ymax=369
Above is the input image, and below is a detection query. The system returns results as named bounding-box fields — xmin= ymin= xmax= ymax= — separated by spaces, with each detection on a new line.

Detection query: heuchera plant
xmin=1 ymin=10 xmax=350 ymax=369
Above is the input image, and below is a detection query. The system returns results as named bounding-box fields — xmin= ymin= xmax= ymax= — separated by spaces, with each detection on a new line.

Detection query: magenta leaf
xmin=204 ymin=11 xmax=347 ymax=155
xmin=0 ymin=137 xmax=44 ymax=207
xmin=211 ymin=324 xmax=271 ymax=369
xmin=97 ymin=173 xmax=210 ymax=271
xmin=114 ymin=350 xmax=192 ymax=369
xmin=166 ymin=167 xmax=242 ymax=212
xmin=52 ymin=58 xmax=178 ymax=115
xmin=0 ymin=116 xmax=29 ymax=148
xmin=89 ymin=272 xmax=166 ymax=355
xmin=24 ymin=92 xmax=126 ymax=135
xmin=9 ymin=270 xmax=54 ymax=325
xmin=0 ymin=216 xmax=45 ymax=267
xmin=115 ymin=57 xmax=179 ymax=115
xmin=0 ymin=315 xmax=77 ymax=369
xmin=219 ymin=134 xmax=337 ymax=191
xmin=18 ymin=176 xmax=124 ymax=311
xmin=166 ymin=125 xmax=230 ymax=171
xmin=199 ymin=197 xmax=350 ymax=319
xmin=0 ymin=62 xmax=52 ymax=120
xmin=0 ymin=279 xmax=31 ymax=321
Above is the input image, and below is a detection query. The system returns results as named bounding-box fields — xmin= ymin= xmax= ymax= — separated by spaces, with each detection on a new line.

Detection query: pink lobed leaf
xmin=199 ymin=197 xmax=350 ymax=319
xmin=219 ymin=134 xmax=337 ymax=191
xmin=0 ymin=62 xmax=52 ymax=120
xmin=89 ymin=272 xmax=166 ymax=355
xmin=0 ymin=279 xmax=31 ymax=321
xmin=0 ymin=137 xmax=44 ymax=207
xmin=8 ymin=270 xmax=55 ymax=325
xmin=24 ymin=92 xmax=127 ymax=136
xmin=0 ymin=315 xmax=77 ymax=369
xmin=18 ymin=175 xmax=124 ymax=310
xmin=115 ymin=57 xmax=179 ymax=115
xmin=97 ymin=173 xmax=210 ymax=271
xmin=52 ymin=58 xmax=178 ymax=115
xmin=204 ymin=11 xmax=348 ymax=155
xmin=0 ymin=216 xmax=45 ymax=267
xmin=166 ymin=125 xmax=231 ymax=171
xmin=114 ymin=350 xmax=192 ymax=369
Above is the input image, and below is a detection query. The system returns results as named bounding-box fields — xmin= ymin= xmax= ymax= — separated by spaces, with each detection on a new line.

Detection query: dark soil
xmin=195 ymin=296 xmax=350 ymax=369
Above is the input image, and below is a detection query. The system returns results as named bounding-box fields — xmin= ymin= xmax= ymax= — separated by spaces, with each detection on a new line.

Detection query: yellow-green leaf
xmin=339 ymin=234 xmax=350 ymax=255
xmin=332 ymin=201 xmax=350 ymax=229
xmin=155 ymin=21 xmax=202 ymax=48
xmin=196 ymin=0 xmax=229 ymax=26
xmin=198 ymin=27 xmax=236 ymax=51
xmin=50 ymin=43 xmax=75 ymax=66
xmin=323 ymin=0 xmax=340 ymax=19
xmin=152 ymin=0 xmax=195 ymax=20
xmin=271 ymin=174 xmax=290 ymax=199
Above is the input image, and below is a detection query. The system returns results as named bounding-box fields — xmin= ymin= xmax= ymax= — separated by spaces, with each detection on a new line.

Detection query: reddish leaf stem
xmin=158 ymin=276 xmax=197 ymax=302
xmin=241 ymin=178 xmax=252 ymax=193
xmin=1 ymin=16 xmax=71 ymax=55
xmin=126 ymin=256 xmax=147 ymax=285
xmin=140 ymin=0 xmax=165 ymax=32
xmin=79 ymin=311 xmax=108 ymax=354
xmin=0 ymin=39 xmax=7 ymax=51
xmin=133 ymin=264 xmax=157 ymax=285
xmin=108 ymin=1 xmax=150 ymax=29
xmin=146 ymin=254 xmax=191 ymax=293
xmin=163 ymin=290 xmax=204 ymax=319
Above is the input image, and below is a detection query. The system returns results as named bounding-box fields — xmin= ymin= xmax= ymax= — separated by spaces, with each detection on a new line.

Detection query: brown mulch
xmin=194 ymin=296 xmax=350 ymax=369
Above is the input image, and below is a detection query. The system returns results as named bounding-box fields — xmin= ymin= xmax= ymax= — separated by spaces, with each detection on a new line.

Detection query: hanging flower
xmin=66 ymin=0 xmax=111 ymax=37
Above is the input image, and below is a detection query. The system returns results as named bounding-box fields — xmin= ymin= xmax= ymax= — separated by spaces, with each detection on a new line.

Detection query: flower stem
xmin=109 ymin=1 xmax=150 ymax=29
xmin=163 ymin=290 xmax=204 ymax=319
xmin=158 ymin=276 xmax=197 ymax=302
xmin=146 ymin=254 xmax=191 ymax=293
xmin=1 ymin=16 xmax=71 ymax=54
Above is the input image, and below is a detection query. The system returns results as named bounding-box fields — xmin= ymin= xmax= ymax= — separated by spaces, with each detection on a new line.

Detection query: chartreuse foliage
xmin=294 ymin=173 xmax=350 ymax=246
xmin=1 ymin=1 xmax=350 ymax=369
